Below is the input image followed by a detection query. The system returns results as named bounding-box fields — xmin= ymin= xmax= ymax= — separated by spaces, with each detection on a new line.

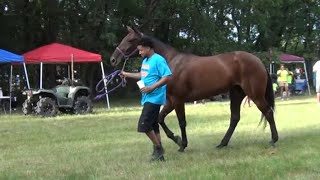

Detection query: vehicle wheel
xmin=73 ymin=96 xmax=93 ymax=114
xmin=22 ymin=99 xmax=32 ymax=115
xmin=35 ymin=97 xmax=57 ymax=117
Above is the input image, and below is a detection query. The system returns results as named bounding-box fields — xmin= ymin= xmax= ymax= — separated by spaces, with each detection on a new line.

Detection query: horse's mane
xmin=143 ymin=35 xmax=208 ymax=59
xmin=143 ymin=34 xmax=188 ymax=60
xmin=144 ymin=35 xmax=172 ymax=50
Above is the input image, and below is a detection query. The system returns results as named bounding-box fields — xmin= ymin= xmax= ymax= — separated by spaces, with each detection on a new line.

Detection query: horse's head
xmin=110 ymin=26 xmax=143 ymax=66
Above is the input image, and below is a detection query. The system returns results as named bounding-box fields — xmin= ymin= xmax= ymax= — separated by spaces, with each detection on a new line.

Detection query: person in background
xmin=273 ymin=82 xmax=278 ymax=96
xmin=277 ymin=64 xmax=289 ymax=100
xmin=194 ymin=99 xmax=205 ymax=105
xmin=287 ymin=68 xmax=294 ymax=98
xmin=312 ymin=60 xmax=320 ymax=105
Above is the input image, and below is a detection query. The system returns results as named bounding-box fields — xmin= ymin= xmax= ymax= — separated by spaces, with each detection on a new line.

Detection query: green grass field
xmin=1 ymin=97 xmax=320 ymax=180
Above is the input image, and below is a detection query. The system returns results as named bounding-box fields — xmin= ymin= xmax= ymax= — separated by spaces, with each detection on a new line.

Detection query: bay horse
xmin=110 ymin=26 xmax=278 ymax=152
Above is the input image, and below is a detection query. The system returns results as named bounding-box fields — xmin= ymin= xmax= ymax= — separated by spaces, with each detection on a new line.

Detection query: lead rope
xmin=94 ymin=57 xmax=129 ymax=100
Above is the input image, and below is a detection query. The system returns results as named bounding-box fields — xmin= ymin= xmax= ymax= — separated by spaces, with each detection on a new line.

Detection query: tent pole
xmin=40 ymin=62 xmax=43 ymax=89
xmin=272 ymin=61 xmax=275 ymax=74
xmin=68 ymin=65 xmax=70 ymax=79
xmin=71 ymin=54 xmax=74 ymax=85
xmin=9 ymin=65 xmax=13 ymax=114
xmin=303 ymin=62 xmax=311 ymax=96
xmin=269 ymin=63 xmax=272 ymax=74
xmin=100 ymin=62 xmax=110 ymax=109
xmin=23 ymin=63 xmax=30 ymax=89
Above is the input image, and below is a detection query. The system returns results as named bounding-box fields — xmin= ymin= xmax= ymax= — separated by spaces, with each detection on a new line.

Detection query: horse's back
xmin=180 ymin=51 xmax=266 ymax=80
xmin=166 ymin=51 xmax=267 ymax=101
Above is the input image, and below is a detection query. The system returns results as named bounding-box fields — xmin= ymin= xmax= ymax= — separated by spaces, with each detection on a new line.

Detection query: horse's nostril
xmin=110 ymin=58 xmax=116 ymax=64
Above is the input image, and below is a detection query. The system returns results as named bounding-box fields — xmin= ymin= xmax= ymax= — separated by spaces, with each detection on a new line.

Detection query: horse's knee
xmin=166 ymin=133 xmax=175 ymax=139
xmin=231 ymin=114 xmax=240 ymax=121
xmin=158 ymin=114 xmax=165 ymax=123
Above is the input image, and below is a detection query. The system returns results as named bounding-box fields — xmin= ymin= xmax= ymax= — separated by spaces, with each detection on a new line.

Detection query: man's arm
xmin=141 ymin=76 xmax=171 ymax=94
xmin=121 ymin=71 xmax=141 ymax=80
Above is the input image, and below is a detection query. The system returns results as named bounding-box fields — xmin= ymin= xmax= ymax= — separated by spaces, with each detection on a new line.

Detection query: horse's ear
xmin=132 ymin=26 xmax=144 ymax=37
xmin=127 ymin=26 xmax=133 ymax=32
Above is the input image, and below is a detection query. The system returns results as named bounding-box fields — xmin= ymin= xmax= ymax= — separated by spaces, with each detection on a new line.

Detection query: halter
xmin=115 ymin=47 xmax=138 ymax=71
xmin=116 ymin=47 xmax=138 ymax=60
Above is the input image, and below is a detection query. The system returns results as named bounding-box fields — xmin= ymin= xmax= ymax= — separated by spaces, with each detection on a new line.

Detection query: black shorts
xmin=137 ymin=102 xmax=161 ymax=133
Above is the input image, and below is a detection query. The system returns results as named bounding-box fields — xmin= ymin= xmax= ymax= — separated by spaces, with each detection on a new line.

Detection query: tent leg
xmin=40 ymin=62 xmax=43 ymax=89
xmin=68 ymin=64 xmax=71 ymax=79
xmin=100 ymin=62 xmax=110 ymax=109
xmin=9 ymin=65 xmax=13 ymax=114
xmin=23 ymin=63 xmax=30 ymax=89
xmin=269 ymin=63 xmax=272 ymax=74
xmin=303 ymin=62 xmax=311 ymax=96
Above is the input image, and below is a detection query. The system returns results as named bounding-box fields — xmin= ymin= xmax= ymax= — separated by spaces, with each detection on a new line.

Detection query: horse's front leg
xmin=174 ymin=103 xmax=188 ymax=152
xmin=158 ymin=101 xmax=182 ymax=148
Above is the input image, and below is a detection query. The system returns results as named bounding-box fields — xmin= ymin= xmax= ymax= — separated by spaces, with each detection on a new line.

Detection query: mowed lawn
xmin=0 ymin=97 xmax=320 ymax=180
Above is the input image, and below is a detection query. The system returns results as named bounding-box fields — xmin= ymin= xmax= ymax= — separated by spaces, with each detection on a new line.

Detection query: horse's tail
xmin=259 ymin=70 xmax=275 ymax=128
xmin=265 ymin=71 xmax=275 ymax=111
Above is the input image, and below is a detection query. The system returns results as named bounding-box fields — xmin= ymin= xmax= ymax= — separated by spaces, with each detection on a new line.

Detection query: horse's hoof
xmin=174 ymin=135 xmax=182 ymax=146
xmin=216 ymin=144 xmax=227 ymax=149
xmin=269 ymin=141 xmax=276 ymax=148
xmin=178 ymin=147 xmax=185 ymax=152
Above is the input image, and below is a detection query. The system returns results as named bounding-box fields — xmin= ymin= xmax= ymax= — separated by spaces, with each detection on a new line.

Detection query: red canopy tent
xmin=278 ymin=53 xmax=310 ymax=95
xmin=23 ymin=43 xmax=102 ymax=63
xmin=23 ymin=43 xmax=110 ymax=108
xmin=279 ymin=53 xmax=305 ymax=63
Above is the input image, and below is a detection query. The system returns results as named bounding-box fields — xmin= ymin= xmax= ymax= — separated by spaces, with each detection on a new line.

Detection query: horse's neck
xmin=156 ymin=47 xmax=178 ymax=62
xmin=152 ymin=39 xmax=179 ymax=63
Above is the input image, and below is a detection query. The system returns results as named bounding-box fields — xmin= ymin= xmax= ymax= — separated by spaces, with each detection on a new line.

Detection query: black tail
xmin=259 ymin=70 xmax=275 ymax=128
xmin=265 ymin=71 xmax=275 ymax=111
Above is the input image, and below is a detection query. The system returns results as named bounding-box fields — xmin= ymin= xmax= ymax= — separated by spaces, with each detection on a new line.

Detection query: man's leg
xmin=138 ymin=103 xmax=164 ymax=161
xmin=156 ymin=132 xmax=161 ymax=143
xmin=146 ymin=130 xmax=161 ymax=146
xmin=285 ymin=84 xmax=289 ymax=99
xmin=146 ymin=130 xmax=164 ymax=161
xmin=317 ymin=93 xmax=320 ymax=104
xmin=279 ymin=85 xmax=284 ymax=99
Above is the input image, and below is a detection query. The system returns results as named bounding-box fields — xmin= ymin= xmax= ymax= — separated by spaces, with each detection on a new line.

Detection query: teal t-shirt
xmin=140 ymin=53 xmax=172 ymax=105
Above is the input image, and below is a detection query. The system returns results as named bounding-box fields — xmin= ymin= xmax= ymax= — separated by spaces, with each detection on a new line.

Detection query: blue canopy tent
xmin=0 ymin=49 xmax=30 ymax=114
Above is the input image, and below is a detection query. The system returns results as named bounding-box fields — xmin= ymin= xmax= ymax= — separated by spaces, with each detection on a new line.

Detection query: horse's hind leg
xmin=254 ymin=99 xmax=278 ymax=147
xmin=158 ymin=100 xmax=183 ymax=148
xmin=174 ymin=102 xmax=188 ymax=152
xmin=217 ymin=86 xmax=246 ymax=148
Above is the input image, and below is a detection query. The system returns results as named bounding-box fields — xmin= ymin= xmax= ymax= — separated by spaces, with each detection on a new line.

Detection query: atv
xmin=22 ymin=78 xmax=93 ymax=117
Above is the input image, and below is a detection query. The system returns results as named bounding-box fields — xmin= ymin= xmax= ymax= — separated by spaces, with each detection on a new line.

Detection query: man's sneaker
xmin=151 ymin=143 xmax=165 ymax=156
xmin=151 ymin=145 xmax=165 ymax=161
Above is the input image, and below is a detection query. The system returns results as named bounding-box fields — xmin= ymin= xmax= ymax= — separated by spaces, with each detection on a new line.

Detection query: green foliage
xmin=0 ymin=0 xmax=319 ymax=94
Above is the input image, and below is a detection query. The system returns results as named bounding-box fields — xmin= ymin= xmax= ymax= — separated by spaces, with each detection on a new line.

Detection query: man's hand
xmin=119 ymin=71 xmax=141 ymax=79
xmin=119 ymin=71 xmax=127 ymax=78
xmin=140 ymin=86 xmax=154 ymax=94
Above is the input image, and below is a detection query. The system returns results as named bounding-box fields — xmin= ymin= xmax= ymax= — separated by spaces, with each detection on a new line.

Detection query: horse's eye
xmin=128 ymin=39 xmax=136 ymax=43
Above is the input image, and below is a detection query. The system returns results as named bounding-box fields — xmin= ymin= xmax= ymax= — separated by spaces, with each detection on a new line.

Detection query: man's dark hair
xmin=137 ymin=37 xmax=154 ymax=49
